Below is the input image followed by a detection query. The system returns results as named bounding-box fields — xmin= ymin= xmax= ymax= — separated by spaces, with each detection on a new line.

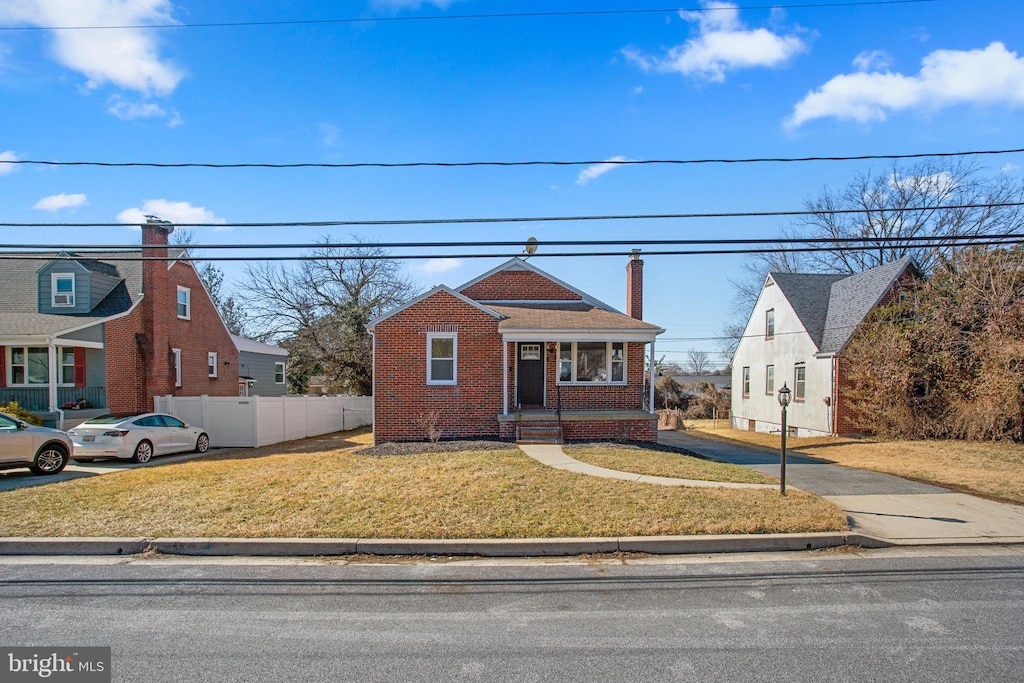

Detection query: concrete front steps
xmin=516 ymin=423 xmax=563 ymax=445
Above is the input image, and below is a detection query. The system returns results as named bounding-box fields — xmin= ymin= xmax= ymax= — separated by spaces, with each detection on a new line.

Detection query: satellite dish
xmin=524 ymin=237 xmax=538 ymax=256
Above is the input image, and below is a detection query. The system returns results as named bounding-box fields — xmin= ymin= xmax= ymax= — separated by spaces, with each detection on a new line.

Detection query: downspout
xmin=648 ymin=338 xmax=656 ymax=414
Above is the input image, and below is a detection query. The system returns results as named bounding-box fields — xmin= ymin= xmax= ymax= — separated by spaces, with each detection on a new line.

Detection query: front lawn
xmin=565 ymin=444 xmax=776 ymax=485
xmin=685 ymin=420 xmax=1024 ymax=505
xmin=0 ymin=429 xmax=847 ymax=538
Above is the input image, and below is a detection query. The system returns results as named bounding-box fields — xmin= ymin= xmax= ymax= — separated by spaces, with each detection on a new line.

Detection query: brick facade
xmin=106 ymin=222 xmax=238 ymax=415
xmin=460 ymin=270 xmax=583 ymax=301
xmin=372 ymin=259 xmax=660 ymax=444
xmin=626 ymin=254 xmax=643 ymax=320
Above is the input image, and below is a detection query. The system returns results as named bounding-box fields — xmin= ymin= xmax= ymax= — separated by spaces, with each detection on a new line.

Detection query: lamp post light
xmin=777 ymin=383 xmax=792 ymax=496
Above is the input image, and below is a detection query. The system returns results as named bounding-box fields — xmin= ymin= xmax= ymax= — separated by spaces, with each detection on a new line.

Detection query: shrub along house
xmin=0 ymin=218 xmax=240 ymax=425
xmin=368 ymin=253 xmax=664 ymax=444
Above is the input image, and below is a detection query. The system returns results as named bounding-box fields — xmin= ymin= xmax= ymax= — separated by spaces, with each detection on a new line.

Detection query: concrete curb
xmin=0 ymin=533 xmax=894 ymax=557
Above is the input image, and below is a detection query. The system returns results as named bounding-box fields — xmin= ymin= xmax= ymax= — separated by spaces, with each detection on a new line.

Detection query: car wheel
xmin=195 ymin=433 xmax=210 ymax=453
xmin=132 ymin=440 xmax=154 ymax=464
xmin=30 ymin=444 xmax=69 ymax=475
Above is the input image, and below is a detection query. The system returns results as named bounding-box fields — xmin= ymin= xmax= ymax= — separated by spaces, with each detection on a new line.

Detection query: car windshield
xmin=81 ymin=415 xmax=124 ymax=425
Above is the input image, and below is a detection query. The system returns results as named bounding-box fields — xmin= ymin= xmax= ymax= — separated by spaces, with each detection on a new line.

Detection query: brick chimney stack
xmin=626 ymin=249 xmax=643 ymax=320
xmin=141 ymin=216 xmax=175 ymax=399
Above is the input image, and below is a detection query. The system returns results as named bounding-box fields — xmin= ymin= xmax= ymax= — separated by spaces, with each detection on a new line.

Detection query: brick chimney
xmin=626 ymin=249 xmax=643 ymax=320
xmin=141 ymin=216 xmax=175 ymax=400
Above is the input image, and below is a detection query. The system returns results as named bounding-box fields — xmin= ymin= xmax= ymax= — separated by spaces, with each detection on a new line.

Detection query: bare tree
xmin=244 ymin=238 xmax=417 ymax=395
xmin=685 ymin=348 xmax=712 ymax=374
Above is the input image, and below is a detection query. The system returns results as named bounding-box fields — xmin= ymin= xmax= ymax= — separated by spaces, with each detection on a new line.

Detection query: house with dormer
xmin=0 ymin=219 xmax=276 ymax=424
xmin=730 ymin=258 xmax=917 ymax=437
xmin=368 ymin=253 xmax=664 ymax=444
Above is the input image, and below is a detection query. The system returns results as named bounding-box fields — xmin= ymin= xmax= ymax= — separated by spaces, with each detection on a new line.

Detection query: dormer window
xmin=52 ymin=273 xmax=75 ymax=307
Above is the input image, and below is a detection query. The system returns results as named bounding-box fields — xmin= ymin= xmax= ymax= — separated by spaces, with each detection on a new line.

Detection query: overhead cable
xmin=2 ymin=146 xmax=1019 ymax=170
xmin=0 ymin=1 xmax=939 ymax=31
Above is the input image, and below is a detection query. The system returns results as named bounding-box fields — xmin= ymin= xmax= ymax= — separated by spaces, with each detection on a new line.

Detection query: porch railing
xmin=0 ymin=387 xmax=107 ymax=412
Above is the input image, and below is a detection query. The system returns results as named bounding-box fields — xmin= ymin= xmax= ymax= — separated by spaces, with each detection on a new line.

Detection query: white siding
xmin=731 ymin=278 xmax=834 ymax=436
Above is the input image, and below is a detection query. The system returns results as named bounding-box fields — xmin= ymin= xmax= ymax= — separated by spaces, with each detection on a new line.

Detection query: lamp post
xmin=777 ymin=383 xmax=791 ymax=496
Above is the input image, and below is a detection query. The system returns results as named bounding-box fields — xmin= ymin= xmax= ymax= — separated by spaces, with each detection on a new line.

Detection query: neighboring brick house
xmin=368 ymin=253 xmax=665 ymax=444
xmin=730 ymin=258 xmax=918 ymax=437
xmin=0 ymin=217 xmax=240 ymax=422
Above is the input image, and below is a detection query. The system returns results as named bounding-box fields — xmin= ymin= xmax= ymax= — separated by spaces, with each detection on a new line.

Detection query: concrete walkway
xmin=516 ymin=443 xmax=775 ymax=489
xmin=659 ymin=431 xmax=1024 ymax=545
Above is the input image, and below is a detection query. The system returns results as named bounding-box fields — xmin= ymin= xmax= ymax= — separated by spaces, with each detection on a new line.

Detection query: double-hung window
xmin=742 ymin=366 xmax=750 ymax=397
xmin=427 ymin=333 xmax=457 ymax=385
xmin=765 ymin=309 xmax=775 ymax=339
xmin=177 ymin=286 xmax=191 ymax=319
xmin=557 ymin=342 xmax=626 ymax=384
xmin=60 ymin=348 xmax=76 ymax=385
xmin=765 ymin=365 xmax=774 ymax=394
xmin=274 ymin=362 xmax=285 ymax=384
xmin=8 ymin=347 xmax=48 ymax=385
xmin=208 ymin=352 xmax=218 ymax=378
xmin=172 ymin=348 xmax=182 ymax=387
xmin=52 ymin=273 xmax=75 ymax=307
xmin=794 ymin=365 xmax=806 ymax=401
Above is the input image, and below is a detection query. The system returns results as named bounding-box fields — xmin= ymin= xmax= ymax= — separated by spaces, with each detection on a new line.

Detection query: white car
xmin=68 ymin=413 xmax=210 ymax=463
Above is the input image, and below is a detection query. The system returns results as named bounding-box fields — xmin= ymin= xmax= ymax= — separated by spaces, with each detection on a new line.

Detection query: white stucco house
xmin=731 ymin=258 xmax=916 ymax=437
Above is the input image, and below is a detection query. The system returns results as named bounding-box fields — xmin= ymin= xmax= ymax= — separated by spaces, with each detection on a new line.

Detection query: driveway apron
xmin=659 ymin=431 xmax=1024 ymax=545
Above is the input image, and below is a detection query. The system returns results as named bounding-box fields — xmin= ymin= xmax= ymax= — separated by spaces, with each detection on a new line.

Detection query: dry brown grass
xmin=684 ymin=421 xmax=1024 ymax=505
xmin=0 ymin=428 xmax=846 ymax=538
xmin=564 ymin=446 xmax=776 ymax=485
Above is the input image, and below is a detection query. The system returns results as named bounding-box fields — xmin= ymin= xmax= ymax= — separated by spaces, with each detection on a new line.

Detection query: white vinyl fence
xmin=153 ymin=394 xmax=373 ymax=448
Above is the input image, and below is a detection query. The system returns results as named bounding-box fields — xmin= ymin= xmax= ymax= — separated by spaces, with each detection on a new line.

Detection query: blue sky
xmin=2 ymin=0 xmax=1023 ymax=367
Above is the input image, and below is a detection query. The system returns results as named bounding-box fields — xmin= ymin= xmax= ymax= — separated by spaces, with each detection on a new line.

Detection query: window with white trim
xmin=427 ymin=333 xmax=456 ymax=385
xmin=765 ymin=308 xmax=775 ymax=339
xmin=742 ymin=366 xmax=750 ymax=397
xmin=794 ymin=365 xmax=806 ymax=401
xmin=765 ymin=365 xmax=774 ymax=394
xmin=274 ymin=362 xmax=285 ymax=384
xmin=60 ymin=348 xmax=76 ymax=385
xmin=8 ymin=347 xmax=48 ymax=385
xmin=172 ymin=348 xmax=182 ymax=387
xmin=208 ymin=352 xmax=218 ymax=377
xmin=556 ymin=342 xmax=626 ymax=384
xmin=51 ymin=273 xmax=75 ymax=307
xmin=177 ymin=286 xmax=191 ymax=319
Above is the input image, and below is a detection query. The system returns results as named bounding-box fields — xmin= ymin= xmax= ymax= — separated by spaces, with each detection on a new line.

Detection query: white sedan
xmin=68 ymin=413 xmax=210 ymax=463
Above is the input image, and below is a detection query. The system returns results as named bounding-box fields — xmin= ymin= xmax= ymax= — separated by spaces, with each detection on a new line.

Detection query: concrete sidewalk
xmin=517 ymin=443 xmax=774 ymax=489
xmin=659 ymin=430 xmax=1024 ymax=545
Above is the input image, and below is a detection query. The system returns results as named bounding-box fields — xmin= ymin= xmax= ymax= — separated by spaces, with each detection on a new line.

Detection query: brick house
xmin=368 ymin=253 xmax=664 ymax=444
xmin=1 ymin=218 xmax=241 ymax=423
xmin=730 ymin=258 xmax=918 ymax=437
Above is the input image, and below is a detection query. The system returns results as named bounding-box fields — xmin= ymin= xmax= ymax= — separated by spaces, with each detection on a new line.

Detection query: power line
xmin=0 ymin=1 xmax=938 ymax=31
xmin=3 ymin=232 xmax=1022 ymax=252
xmin=3 ymin=146 xmax=1019 ymax=170
xmin=4 ymin=201 xmax=1023 ymax=229
xmin=2 ymin=237 xmax=1019 ymax=262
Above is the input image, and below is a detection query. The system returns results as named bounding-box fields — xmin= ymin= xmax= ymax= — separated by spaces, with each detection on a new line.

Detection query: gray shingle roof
xmin=0 ymin=252 xmax=143 ymax=336
xmin=768 ymin=258 xmax=914 ymax=354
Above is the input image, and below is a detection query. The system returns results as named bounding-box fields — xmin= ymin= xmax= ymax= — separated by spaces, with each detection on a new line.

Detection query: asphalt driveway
xmin=659 ymin=430 xmax=1024 ymax=545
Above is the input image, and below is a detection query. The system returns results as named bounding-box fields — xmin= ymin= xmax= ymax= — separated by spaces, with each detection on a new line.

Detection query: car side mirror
xmin=16 ymin=421 xmax=28 ymax=430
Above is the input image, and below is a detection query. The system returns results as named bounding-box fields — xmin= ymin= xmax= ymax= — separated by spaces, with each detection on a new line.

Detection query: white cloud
xmin=117 ymin=199 xmax=227 ymax=230
xmin=0 ymin=0 xmax=184 ymax=96
xmin=319 ymin=123 xmax=340 ymax=148
xmin=1001 ymin=163 xmax=1020 ymax=173
xmin=853 ymin=50 xmax=893 ymax=72
xmin=0 ymin=150 xmax=19 ymax=175
xmin=632 ymin=86 xmax=644 ymax=95
xmin=33 ymin=192 xmax=88 ymax=211
xmin=417 ymin=258 xmax=462 ymax=274
xmin=622 ymin=1 xmax=806 ymax=82
xmin=107 ymin=94 xmax=167 ymax=120
xmin=888 ymin=171 xmax=957 ymax=196
xmin=787 ymin=42 xmax=1024 ymax=129
xmin=576 ymin=156 xmax=631 ymax=186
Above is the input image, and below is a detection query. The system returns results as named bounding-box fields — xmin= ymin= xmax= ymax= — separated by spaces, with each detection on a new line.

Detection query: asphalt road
xmin=1 ymin=549 xmax=1021 ymax=682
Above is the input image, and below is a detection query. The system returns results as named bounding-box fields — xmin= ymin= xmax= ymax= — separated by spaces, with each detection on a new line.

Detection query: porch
xmin=0 ymin=386 xmax=107 ymax=413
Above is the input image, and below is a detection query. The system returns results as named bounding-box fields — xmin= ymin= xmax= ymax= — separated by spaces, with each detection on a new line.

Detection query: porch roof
xmin=488 ymin=302 xmax=664 ymax=336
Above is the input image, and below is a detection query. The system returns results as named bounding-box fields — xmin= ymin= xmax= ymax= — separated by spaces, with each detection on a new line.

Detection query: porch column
xmin=47 ymin=343 xmax=58 ymax=413
xmin=502 ymin=339 xmax=508 ymax=415
xmin=648 ymin=338 xmax=656 ymax=414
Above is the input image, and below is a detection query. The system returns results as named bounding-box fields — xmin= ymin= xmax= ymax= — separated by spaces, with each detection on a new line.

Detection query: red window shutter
xmin=0 ymin=346 xmax=6 ymax=388
xmin=74 ymin=349 xmax=87 ymax=388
